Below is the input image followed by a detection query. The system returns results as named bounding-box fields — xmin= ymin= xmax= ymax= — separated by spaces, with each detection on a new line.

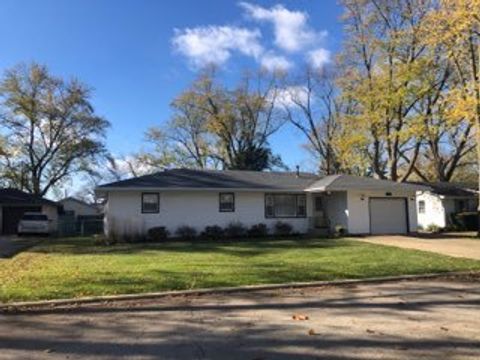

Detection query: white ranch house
xmin=96 ymin=169 xmax=426 ymax=237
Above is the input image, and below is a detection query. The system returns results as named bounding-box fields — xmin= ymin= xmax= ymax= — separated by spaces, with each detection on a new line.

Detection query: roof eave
xmin=95 ymin=186 xmax=308 ymax=193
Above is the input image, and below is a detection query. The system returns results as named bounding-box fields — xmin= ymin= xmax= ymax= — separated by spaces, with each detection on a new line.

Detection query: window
xmin=142 ymin=193 xmax=159 ymax=213
xmin=418 ymin=200 xmax=425 ymax=214
xmin=219 ymin=193 xmax=235 ymax=212
xmin=265 ymin=194 xmax=307 ymax=218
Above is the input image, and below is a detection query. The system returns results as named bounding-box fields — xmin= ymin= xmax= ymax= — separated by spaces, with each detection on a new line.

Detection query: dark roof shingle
xmin=0 ymin=189 xmax=58 ymax=206
xmin=308 ymin=174 xmax=428 ymax=192
xmin=98 ymin=169 xmax=319 ymax=190
xmin=411 ymin=182 xmax=478 ymax=197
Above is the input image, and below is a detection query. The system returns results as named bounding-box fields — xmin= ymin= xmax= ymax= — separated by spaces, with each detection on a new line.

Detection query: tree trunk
xmin=473 ymin=109 xmax=480 ymax=235
xmin=475 ymin=42 xmax=480 ymax=237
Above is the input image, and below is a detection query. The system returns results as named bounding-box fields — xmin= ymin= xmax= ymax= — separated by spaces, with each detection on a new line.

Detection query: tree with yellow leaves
xmin=425 ymin=0 xmax=480 ymax=181
xmin=337 ymin=0 xmax=438 ymax=181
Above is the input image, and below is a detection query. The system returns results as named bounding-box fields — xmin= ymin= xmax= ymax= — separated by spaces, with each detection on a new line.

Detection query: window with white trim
xmin=265 ymin=194 xmax=307 ymax=218
xmin=418 ymin=200 xmax=425 ymax=214
xmin=219 ymin=193 xmax=235 ymax=212
xmin=142 ymin=193 xmax=159 ymax=213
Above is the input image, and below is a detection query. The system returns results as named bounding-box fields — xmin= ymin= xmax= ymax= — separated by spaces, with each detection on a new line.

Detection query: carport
xmin=0 ymin=189 xmax=59 ymax=235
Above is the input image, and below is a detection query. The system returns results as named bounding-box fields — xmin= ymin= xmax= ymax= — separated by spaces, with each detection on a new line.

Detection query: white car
xmin=17 ymin=212 xmax=51 ymax=235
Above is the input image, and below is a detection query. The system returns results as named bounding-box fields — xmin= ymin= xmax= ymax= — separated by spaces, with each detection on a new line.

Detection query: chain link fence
xmin=57 ymin=215 xmax=104 ymax=237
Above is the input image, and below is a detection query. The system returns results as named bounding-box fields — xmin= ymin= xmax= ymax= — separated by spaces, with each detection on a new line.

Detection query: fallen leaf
xmin=308 ymin=329 xmax=316 ymax=336
xmin=292 ymin=314 xmax=309 ymax=321
xmin=366 ymin=329 xmax=375 ymax=334
xmin=440 ymin=326 xmax=449 ymax=332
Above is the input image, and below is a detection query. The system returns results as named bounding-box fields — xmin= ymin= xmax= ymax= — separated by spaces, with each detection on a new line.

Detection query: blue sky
xmin=0 ymin=0 xmax=343 ymax=172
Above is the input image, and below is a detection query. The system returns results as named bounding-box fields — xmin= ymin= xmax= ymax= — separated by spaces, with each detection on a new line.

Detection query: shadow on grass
xmin=29 ymin=237 xmax=351 ymax=257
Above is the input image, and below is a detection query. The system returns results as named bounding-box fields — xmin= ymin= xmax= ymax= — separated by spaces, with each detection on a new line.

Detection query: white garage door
xmin=370 ymin=198 xmax=408 ymax=234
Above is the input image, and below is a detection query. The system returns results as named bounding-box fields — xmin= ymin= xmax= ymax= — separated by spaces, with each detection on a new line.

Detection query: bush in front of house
xmin=201 ymin=225 xmax=225 ymax=241
xmin=247 ymin=223 xmax=269 ymax=238
xmin=425 ymin=223 xmax=441 ymax=233
xmin=123 ymin=232 xmax=146 ymax=243
xmin=147 ymin=226 xmax=170 ymax=242
xmin=225 ymin=221 xmax=247 ymax=239
xmin=175 ymin=225 xmax=197 ymax=240
xmin=453 ymin=212 xmax=478 ymax=231
xmin=274 ymin=221 xmax=293 ymax=236
xmin=334 ymin=224 xmax=347 ymax=236
xmin=94 ymin=234 xmax=117 ymax=246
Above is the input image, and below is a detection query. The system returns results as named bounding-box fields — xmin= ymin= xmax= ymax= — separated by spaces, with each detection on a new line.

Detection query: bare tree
xmin=0 ymin=63 xmax=109 ymax=196
xmin=281 ymin=68 xmax=347 ymax=175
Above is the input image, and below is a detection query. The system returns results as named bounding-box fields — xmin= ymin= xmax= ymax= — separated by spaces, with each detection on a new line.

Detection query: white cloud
xmin=260 ymin=53 xmax=293 ymax=72
xmin=239 ymin=2 xmax=326 ymax=52
xmin=172 ymin=26 xmax=263 ymax=67
xmin=270 ymin=86 xmax=309 ymax=108
xmin=307 ymin=48 xmax=331 ymax=69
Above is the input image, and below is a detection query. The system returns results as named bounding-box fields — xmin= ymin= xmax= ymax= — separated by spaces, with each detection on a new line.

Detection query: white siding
xmin=417 ymin=192 xmax=477 ymax=229
xmin=59 ymin=199 xmax=99 ymax=217
xmin=105 ymin=191 xmax=312 ymax=236
xmin=416 ymin=192 xmax=446 ymax=229
xmin=42 ymin=204 xmax=59 ymax=232
xmin=347 ymin=190 xmax=418 ymax=234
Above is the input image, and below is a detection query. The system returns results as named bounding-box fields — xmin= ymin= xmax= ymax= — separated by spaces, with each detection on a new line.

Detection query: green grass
xmin=1 ymin=237 xmax=479 ymax=303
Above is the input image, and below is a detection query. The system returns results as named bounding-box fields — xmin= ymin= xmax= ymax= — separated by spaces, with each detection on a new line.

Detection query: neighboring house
xmin=0 ymin=189 xmax=59 ymax=235
xmin=58 ymin=197 xmax=100 ymax=218
xmin=416 ymin=183 xmax=478 ymax=229
xmin=96 ymin=169 xmax=425 ymax=237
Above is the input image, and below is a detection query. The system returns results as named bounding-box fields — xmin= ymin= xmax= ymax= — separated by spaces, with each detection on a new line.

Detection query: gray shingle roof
xmin=98 ymin=169 xmax=319 ymax=190
xmin=307 ymin=174 xmax=428 ymax=192
xmin=0 ymin=188 xmax=58 ymax=206
xmin=411 ymin=182 xmax=478 ymax=197
xmin=97 ymin=169 xmax=428 ymax=192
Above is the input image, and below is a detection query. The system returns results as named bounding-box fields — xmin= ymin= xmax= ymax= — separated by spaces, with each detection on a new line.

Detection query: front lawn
xmin=1 ymin=237 xmax=479 ymax=303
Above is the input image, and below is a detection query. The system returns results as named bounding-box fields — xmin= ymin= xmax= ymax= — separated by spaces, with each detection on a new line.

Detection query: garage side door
xmin=2 ymin=206 xmax=42 ymax=235
xmin=369 ymin=198 xmax=408 ymax=235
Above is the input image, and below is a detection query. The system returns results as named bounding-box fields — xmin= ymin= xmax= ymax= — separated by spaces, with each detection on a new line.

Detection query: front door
xmin=313 ymin=195 xmax=328 ymax=228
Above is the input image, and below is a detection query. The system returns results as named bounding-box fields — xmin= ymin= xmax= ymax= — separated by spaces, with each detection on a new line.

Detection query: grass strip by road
xmin=1 ymin=237 xmax=479 ymax=303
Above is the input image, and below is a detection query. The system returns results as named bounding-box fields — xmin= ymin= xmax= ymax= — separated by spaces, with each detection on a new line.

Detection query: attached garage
xmin=369 ymin=198 xmax=408 ymax=235
xmin=0 ymin=189 xmax=59 ymax=235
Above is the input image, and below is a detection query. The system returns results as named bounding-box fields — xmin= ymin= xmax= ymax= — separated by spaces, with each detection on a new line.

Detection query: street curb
xmin=1 ymin=270 xmax=479 ymax=312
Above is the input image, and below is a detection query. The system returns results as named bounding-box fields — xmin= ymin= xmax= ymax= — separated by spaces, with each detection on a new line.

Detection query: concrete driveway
xmin=356 ymin=234 xmax=480 ymax=260
xmin=0 ymin=276 xmax=479 ymax=359
xmin=0 ymin=236 xmax=41 ymax=258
